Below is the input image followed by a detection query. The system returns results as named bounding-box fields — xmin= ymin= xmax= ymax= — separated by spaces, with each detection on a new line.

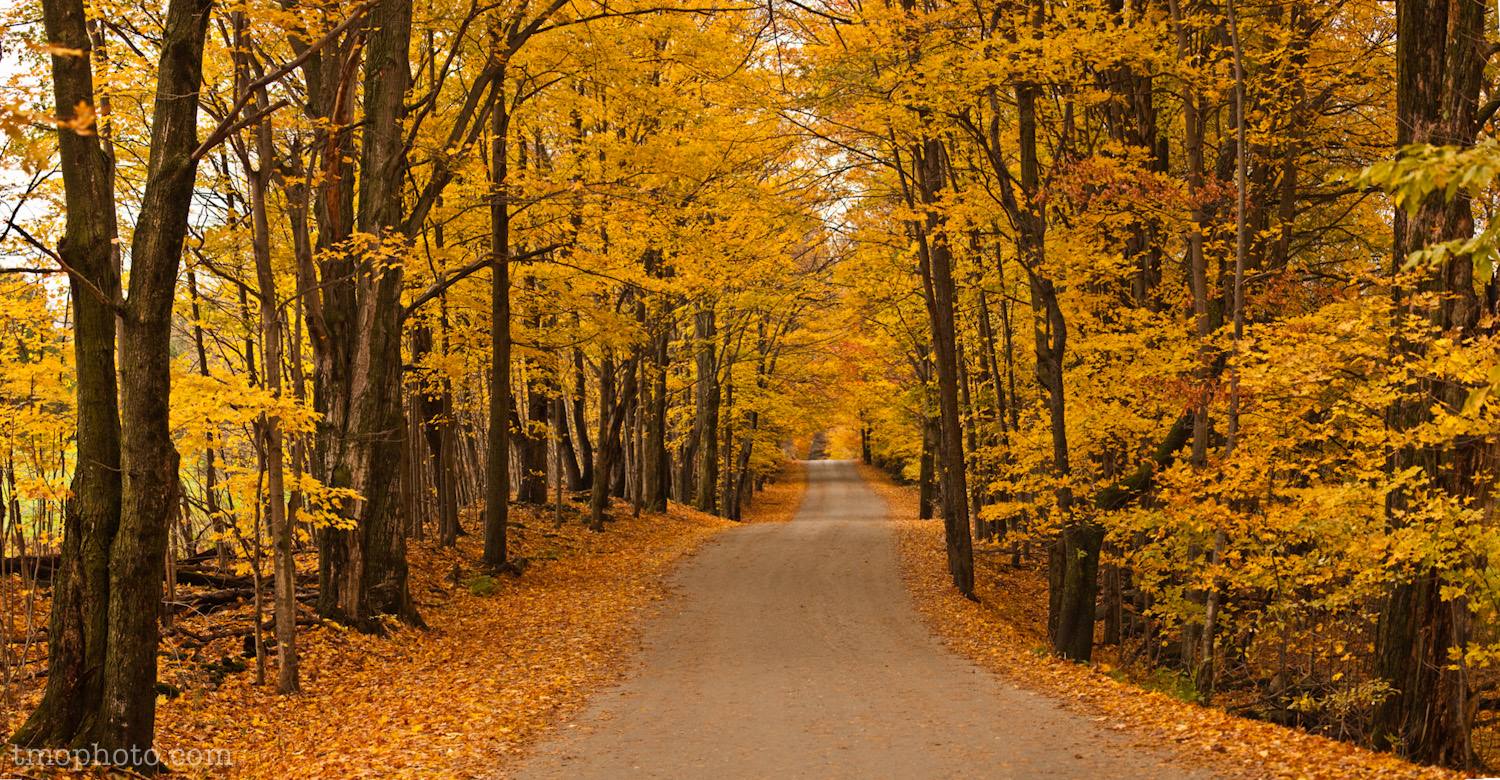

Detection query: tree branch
xmin=3 ymin=220 xmax=121 ymax=313
xmin=401 ymin=243 xmax=561 ymax=319
xmin=192 ymin=1 xmax=375 ymax=160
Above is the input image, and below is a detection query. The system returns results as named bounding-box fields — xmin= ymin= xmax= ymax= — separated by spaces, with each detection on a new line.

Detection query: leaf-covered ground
xmin=3 ymin=463 xmax=805 ymax=778
xmin=856 ymin=463 xmax=1456 ymax=780
xmin=154 ymin=509 xmax=728 ymax=777
xmin=738 ymin=459 xmax=807 ymax=525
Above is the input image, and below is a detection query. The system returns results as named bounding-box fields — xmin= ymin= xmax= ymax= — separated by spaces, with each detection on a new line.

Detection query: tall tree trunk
xmin=1373 ymin=0 xmax=1486 ymax=766
xmin=676 ymin=393 xmax=698 ymax=504
xmin=413 ymin=324 xmax=461 ymax=545
xmin=241 ymin=53 xmax=300 ymax=692
xmin=1016 ymin=73 xmax=1094 ymax=662
xmin=484 ymin=55 xmax=512 ymax=569
xmin=317 ymin=0 xmax=421 ymax=628
xmin=557 ymin=396 xmax=584 ymax=491
xmin=13 ymin=0 xmax=122 ymax=746
xmin=719 ymin=378 xmax=735 ymax=517
xmin=1168 ymin=0 xmax=1223 ymax=676
xmin=1199 ymin=0 xmax=1249 ymax=700
xmin=911 ymin=138 xmax=975 ymax=597
xmin=728 ymin=333 xmax=771 ymax=522
xmin=641 ymin=325 xmax=671 ymax=512
xmin=99 ymin=0 xmax=212 ymax=759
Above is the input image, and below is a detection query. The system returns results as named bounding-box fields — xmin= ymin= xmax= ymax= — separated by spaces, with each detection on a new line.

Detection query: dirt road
xmin=511 ymin=459 xmax=1208 ymax=778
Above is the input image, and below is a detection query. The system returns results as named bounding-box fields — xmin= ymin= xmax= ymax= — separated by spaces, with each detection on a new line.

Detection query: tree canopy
xmin=0 ymin=0 xmax=1498 ymax=771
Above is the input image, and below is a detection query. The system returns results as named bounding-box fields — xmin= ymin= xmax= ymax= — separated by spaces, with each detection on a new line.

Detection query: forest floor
xmin=511 ymin=459 xmax=1199 ymax=779
xmin=859 ymin=463 xmax=1459 ymax=780
xmin=0 ymin=462 xmax=806 ymax=778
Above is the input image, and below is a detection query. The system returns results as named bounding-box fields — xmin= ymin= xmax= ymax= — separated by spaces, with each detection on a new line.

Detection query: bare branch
xmin=192 ymin=2 xmax=375 ymax=161
xmin=401 ymin=243 xmax=562 ymax=319
xmin=3 ymin=220 xmax=121 ymax=313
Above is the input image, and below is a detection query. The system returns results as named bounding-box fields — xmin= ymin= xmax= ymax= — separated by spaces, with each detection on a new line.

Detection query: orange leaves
xmin=867 ymin=468 xmax=1456 ymax=780
xmin=142 ymin=500 xmax=736 ymax=778
xmin=741 ymin=460 xmax=808 ymax=524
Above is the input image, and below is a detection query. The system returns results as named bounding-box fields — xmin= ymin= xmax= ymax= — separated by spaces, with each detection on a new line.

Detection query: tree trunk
xmin=570 ymin=347 xmax=594 ymax=490
xmin=1019 ymin=75 xmax=1093 ymax=662
xmin=692 ymin=306 xmax=720 ymax=514
xmin=242 ymin=58 xmax=300 ymax=692
xmin=557 ymin=395 xmax=584 ymax=491
xmin=1373 ymin=0 xmax=1486 ymax=766
xmin=912 ymin=137 xmax=975 ymax=597
xmin=641 ymin=298 xmax=671 ymax=513
xmin=589 ymin=352 xmax=639 ymax=530
xmin=99 ymin=0 xmax=212 ymax=759
xmin=516 ymin=364 xmax=550 ymax=504
xmin=412 ymin=211 xmax=462 ymax=546
xmin=516 ymin=280 xmax=550 ymax=504
xmin=918 ymin=410 xmax=937 ymax=521
xmin=484 ymin=54 xmax=512 ymax=570
xmin=316 ymin=0 xmax=421 ymax=628
xmin=186 ymin=273 xmax=228 ymax=569
xmin=13 ymin=0 xmax=122 ymax=746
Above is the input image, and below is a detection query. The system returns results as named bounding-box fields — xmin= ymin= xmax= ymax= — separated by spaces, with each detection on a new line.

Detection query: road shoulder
xmin=856 ymin=463 xmax=1453 ymax=780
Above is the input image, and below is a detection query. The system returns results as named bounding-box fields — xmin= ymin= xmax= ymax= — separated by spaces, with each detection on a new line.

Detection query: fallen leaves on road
xmin=740 ymin=460 xmax=806 ymax=524
xmin=857 ymin=463 xmax=1456 ymax=780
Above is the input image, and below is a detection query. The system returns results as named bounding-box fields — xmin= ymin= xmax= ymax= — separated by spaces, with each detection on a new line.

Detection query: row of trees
xmin=7 ymin=0 xmax=1497 ymax=769
xmin=1 ymin=0 xmax=837 ymax=768
xmin=807 ymin=0 xmax=1498 ymax=768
